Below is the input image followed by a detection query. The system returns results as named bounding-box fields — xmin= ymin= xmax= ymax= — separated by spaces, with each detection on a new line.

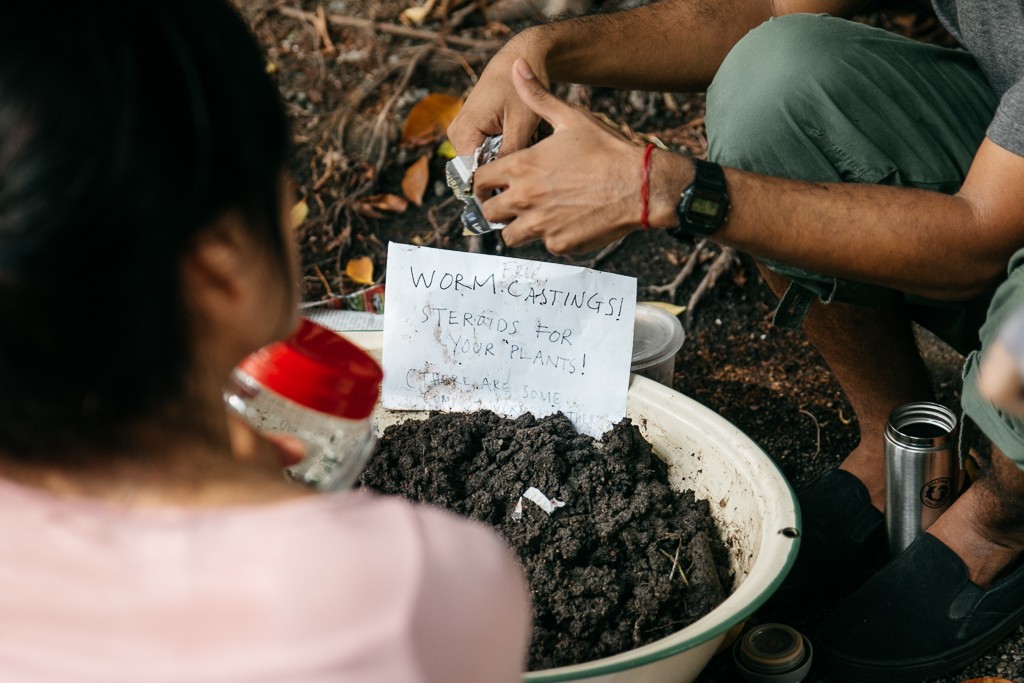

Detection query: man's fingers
xmin=978 ymin=341 xmax=1024 ymax=412
xmin=499 ymin=112 xmax=539 ymax=155
xmin=500 ymin=217 xmax=537 ymax=249
xmin=511 ymin=58 xmax=572 ymax=130
xmin=480 ymin=186 xmax=517 ymax=225
xmin=446 ymin=114 xmax=487 ymax=157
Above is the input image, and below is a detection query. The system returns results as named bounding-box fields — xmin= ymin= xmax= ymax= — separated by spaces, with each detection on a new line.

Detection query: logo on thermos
xmin=920 ymin=477 xmax=952 ymax=508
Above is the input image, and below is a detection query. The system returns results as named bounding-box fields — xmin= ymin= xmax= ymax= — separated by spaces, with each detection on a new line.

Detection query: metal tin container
xmin=884 ymin=401 xmax=959 ymax=557
xmin=733 ymin=623 xmax=813 ymax=683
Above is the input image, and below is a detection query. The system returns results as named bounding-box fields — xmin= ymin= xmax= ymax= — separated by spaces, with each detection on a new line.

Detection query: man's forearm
xmin=648 ymin=154 xmax=1016 ymax=301
xmin=723 ymin=171 xmax=1008 ymax=300
xmin=518 ymin=0 xmax=869 ymax=93
xmin=517 ymin=0 xmax=771 ymax=93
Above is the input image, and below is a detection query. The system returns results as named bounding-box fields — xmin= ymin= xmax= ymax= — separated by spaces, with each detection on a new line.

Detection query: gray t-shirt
xmin=932 ymin=0 xmax=1024 ymax=157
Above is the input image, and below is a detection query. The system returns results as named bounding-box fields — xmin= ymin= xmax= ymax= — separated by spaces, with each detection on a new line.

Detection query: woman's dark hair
xmin=0 ymin=1 xmax=290 ymax=455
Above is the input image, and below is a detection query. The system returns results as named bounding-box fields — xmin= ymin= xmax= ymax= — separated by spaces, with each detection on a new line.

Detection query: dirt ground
xmin=240 ymin=0 xmax=1024 ymax=680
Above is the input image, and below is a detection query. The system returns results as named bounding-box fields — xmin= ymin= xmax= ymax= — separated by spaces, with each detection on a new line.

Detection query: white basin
xmin=344 ymin=331 xmax=800 ymax=683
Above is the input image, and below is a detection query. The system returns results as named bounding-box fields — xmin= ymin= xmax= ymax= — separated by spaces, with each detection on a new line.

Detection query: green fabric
xmin=961 ymin=249 xmax=1024 ymax=468
xmin=705 ymin=13 xmax=999 ymax=353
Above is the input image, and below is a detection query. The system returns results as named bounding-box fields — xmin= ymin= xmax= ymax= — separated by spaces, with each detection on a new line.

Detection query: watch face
xmin=689 ymin=195 xmax=721 ymax=219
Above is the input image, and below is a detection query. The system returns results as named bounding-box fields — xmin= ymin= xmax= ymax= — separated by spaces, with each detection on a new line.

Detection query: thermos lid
xmin=631 ymin=303 xmax=685 ymax=372
xmin=733 ymin=623 xmax=813 ymax=683
xmin=238 ymin=318 xmax=383 ymax=419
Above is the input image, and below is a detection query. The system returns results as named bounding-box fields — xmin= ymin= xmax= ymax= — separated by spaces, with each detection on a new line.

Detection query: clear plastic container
xmin=224 ymin=318 xmax=384 ymax=492
xmin=631 ymin=303 xmax=686 ymax=387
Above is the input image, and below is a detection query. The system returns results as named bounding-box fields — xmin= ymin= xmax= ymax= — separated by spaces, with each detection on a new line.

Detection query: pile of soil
xmin=359 ymin=409 xmax=733 ymax=670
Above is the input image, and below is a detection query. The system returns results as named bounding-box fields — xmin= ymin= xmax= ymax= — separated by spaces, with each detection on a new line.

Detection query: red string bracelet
xmin=640 ymin=143 xmax=655 ymax=229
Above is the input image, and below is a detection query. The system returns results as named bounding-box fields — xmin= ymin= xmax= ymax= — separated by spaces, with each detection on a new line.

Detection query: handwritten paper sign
xmin=381 ymin=243 xmax=637 ymax=438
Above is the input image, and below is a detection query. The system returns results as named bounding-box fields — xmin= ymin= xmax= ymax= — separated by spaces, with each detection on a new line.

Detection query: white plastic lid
xmin=631 ymin=303 xmax=686 ymax=372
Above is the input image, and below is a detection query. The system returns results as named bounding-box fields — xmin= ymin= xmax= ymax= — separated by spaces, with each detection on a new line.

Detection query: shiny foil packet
xmin=445 ymin=135 xmax=505 ymax=235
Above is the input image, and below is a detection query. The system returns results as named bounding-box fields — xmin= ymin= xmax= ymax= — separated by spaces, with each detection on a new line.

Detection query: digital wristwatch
xmin=668 ymin=159 xmax=730 ymax=240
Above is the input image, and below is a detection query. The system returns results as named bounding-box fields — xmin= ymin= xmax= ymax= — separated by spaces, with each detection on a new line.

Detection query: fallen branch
xmin=427 ymin=196 xmax=461 ymax=246
xmin=368 ymin=44 xmax=435 ymax=175
xmin=684 ymin=247 xmax=736 ymax=328
xmin=277 ymin=5 xmax=501 ymax=51
xmin=580 ymin=235 xmax=627 ymax=270
xmin=336 ymin=60 xmax=405 ymax=142
xmin=647 ymin=238 xmax=709 ymax=301
xmin=312 ymin=264 xmax=335 ymax=296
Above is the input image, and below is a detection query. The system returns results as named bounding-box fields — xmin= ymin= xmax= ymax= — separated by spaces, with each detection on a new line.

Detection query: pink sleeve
xmin=408 ymin=506 xmax=532 ymax=683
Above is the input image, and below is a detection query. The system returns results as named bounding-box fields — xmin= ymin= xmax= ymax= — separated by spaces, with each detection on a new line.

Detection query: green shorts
xmin=961 ymin=249 xmax=1024 ymax=469
xmin=706 ymin=13 xmax=999 ymax=354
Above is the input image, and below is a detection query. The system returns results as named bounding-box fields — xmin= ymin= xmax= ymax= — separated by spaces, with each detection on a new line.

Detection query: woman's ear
xmin=182 ymin=213 xmax=250 ymax=322
xmin=181 ymin=212 xmax=292 ymax=360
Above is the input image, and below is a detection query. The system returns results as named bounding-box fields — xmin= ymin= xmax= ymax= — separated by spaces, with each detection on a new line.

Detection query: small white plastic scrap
xmin=512 ymin=486 xmax=566 ymax=521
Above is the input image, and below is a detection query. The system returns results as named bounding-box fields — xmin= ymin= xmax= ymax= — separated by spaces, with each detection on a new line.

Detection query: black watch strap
xmin=669 ymin=159 xmax=729 ymax=240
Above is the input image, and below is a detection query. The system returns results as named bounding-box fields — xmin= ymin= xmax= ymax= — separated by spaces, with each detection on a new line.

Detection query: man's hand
xmin=471 ymin=59 xmax=649 ymax=254
xmin=447 ymin=34 xmax=549 ymax=156
xmin=978 ymin=305 xmax=1024 ymax=416
xmin=977 ymin=340 xmax=1024 ymax=415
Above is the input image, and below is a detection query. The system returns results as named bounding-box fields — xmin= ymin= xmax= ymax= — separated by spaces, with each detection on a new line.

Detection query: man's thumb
xmin=511 ymin=58 xmax=567 ymax=128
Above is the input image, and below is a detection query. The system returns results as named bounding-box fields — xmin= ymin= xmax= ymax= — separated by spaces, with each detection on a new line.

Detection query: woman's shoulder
xmin=240 ymin=490 xmax=533 ymax=683
xmin=285 ymin=490 xmax=524 ymax=581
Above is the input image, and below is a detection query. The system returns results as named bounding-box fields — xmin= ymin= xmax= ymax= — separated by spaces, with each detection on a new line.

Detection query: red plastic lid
xmin=238 ymin=318 xmax=383 ymax=419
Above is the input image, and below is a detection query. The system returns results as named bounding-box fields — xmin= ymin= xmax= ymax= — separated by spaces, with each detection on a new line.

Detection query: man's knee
xmin=706 ymin=14 xmax=876 ymax=178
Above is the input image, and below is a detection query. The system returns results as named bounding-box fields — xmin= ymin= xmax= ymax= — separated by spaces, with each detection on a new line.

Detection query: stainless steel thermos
xmin=884 ymin=401 xmax=960 ymax=557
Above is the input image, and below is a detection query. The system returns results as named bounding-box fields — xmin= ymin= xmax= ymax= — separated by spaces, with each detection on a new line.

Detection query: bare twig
xmin=798 ymin=408 xmax=822 ymax=459
xmin=658 ymin=545 xmax=690 ymax=588
xmin=277 ymin=5 xmax=501 ymax=50
xmin=579 ymin=235 xmax=627 ymax=270
xmin=427 ymin=196 xmax=461 ymax=245
xmin=629 ymin=92 xmax=658 ymax=130
xmin=312 ymin=264 xmax=335 ymax=297
xmin=313 ymin=5 xmax=338 ymax=56
xmin=684 ymin=247 xmax=736 ymax=328
xmin=368 ymin=44 xmax=435 ymax=175
xmin=647 ymin=238 xmax=709 ymax=301
xmin=329 ymin=61 xmax=405 ymax=155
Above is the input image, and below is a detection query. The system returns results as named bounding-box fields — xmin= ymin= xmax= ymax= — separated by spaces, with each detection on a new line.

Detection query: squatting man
xmin=447 ymin=0 xmax=1024 ymax=679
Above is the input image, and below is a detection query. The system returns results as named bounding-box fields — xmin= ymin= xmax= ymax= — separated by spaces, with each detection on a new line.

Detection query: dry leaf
xmin=400 ymin=4 xmax=432 ymax=25
xmin=961 ymin=679 xmax=1016 ymax=683
xmin=436 ymin=139 xmax=456 ymax=160
xmin=401 ymin=156 xmax=430 ymax=206
xmin=399 ymin=0 xmax=436 ymax=25
xmin=639 ymin=300 xmax=686 ymax=317
xmin=345 ymin=256 xmax=375 ymax=285
xmin=401 ymin=94 xmax=462 ymax=147
xmin=290 ymin=199 xmax=309 ymax=229
xmin=354 ymin=193 xmax=408 ymax=218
